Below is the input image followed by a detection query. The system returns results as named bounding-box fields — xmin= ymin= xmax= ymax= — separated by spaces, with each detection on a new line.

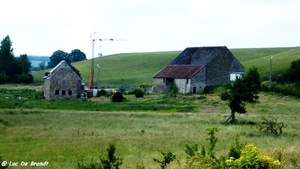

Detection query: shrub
xmin=134 ymin=89 xmax=144 ymax=98
xmin=28 ymin=74 xmax=34 ymax=83
xmin=112 ymin=92 xmax=123 ymax=102
xmin=184 ymin=127 xmax=225 ymax=169
xmin=0 ymin=75 xmax=11 ymax=84
xmin=101 ymin=144 xmax=123 ymax=169
xmin=226 ymin=143 xmax=281 ymax=169
xmin=228 ymin=135 xmax=245 ymax=159
xmin=153 ymin=151 xmax=176 ymax=169
xmin=0 ymin=75 xmax=4 ymax=84
xmin=77 ymin=144 xmax=122 ymax=169
xmin=166 ymin=82 xmax=178 ymax=97
xmin=18 ymin=73 xmax=30 ymax=83
xmin=257 ymin=116 xmax=285 ymax=136
xmin=97 ymin=89 xmax=108 ymax=97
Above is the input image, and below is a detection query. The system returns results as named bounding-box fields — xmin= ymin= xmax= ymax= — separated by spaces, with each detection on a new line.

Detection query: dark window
xmin=61 ymin=79 xmax=67 ymax=85
xmin=186 ymin=79 xmax=189 ymax=84
xmin=62 ymin=90 xmax=66 ymax=95
xmin=55 ymin=90 xmax=59 ymax=95
xmin=68 ymin=90 xmax=72 ymax=95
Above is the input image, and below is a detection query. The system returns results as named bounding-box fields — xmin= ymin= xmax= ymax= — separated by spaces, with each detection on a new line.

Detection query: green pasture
xmin=0 ymin=92 xmax=300 ymax=168
xmin=32 ymin=47 xmax=300 ymax=87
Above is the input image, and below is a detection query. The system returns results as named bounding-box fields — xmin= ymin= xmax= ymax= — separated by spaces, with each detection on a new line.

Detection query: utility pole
xmin=97 ymin=64 xmax=100 ymax=89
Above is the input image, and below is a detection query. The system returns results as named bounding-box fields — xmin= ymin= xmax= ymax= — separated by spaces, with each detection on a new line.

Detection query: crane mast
xmin=88 ymin=34 xmax=126 ymax=91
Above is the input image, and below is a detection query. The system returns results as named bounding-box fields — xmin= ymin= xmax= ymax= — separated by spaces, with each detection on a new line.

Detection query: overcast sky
xmin=1 ymin=0 xmax=299 ymax=58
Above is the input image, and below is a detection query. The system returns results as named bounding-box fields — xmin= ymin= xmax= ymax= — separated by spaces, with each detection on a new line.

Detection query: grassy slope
xmin=32 ymin=47 xmax=300 ymax=87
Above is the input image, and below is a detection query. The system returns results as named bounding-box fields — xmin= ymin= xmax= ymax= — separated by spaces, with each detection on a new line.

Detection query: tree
xmin=221 ymin=67 xmax=261 ymax=123
xmin=67 ymin=49 xmax=86 ymax=62
xmin=17 ymin=54 xmax=31 ymax=74
xmin=281 ymin=59 xmax=300 ymax=84
xmin=39 ymin=61 xmax=46 ymax=70
xmin=0 ymin=35 xmax=15 ymax=77
xmin=48 ymin=50 xmax=68 ymax=68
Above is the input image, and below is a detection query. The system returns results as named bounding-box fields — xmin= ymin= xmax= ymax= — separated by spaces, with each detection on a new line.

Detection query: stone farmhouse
xmin=43 ymin=60 xmax=82 ymax=100
xmin=153 ymin=46 xmax=244 ymax=94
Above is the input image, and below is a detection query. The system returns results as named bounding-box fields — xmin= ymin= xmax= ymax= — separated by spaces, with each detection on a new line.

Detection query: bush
xmin=97 ymin=89 xmax=108 ymax=97
xmin=112 ymin=92 xmax=123 ymax=102
xmin=17 ymin=73 xmax=33 ymax=84
xmin=153 ymin=151 xmax=176 ymax=169
xmin=0 ymin=75 xmax=4 ymax=84
xmin=101 ymin=144 xmax=123 ymax=169
xmin=77 ymin=144 xmax=122 ymax=169
xmin=134 ymin=89 xmax=144 ymax=98
xmin=0 ymin=75 xmax=11 ymax=84
xmin=257 ymin=116 xmax=285 ymax=136
xmin=226 ymin=143 xmax=281 ymax=169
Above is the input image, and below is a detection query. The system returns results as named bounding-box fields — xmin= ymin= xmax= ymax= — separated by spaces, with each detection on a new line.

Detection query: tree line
xmin=0 ymin=35 xmax=87 ymax=83
xmin=47 ymin=49 xmax=87 ymax=69
xmin=0 ymin=35 xmax=32 ymax=84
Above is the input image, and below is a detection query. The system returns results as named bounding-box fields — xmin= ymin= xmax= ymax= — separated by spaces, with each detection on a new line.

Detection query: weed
xmin=257 ymin=116 xmax=285 ymax=136
xmin=77 ymin=144 xmax=122 ymax=169
xmin=100 ymin=144 xmax=123 ymax=169
xmin=153 ymin=151 xmax=176 ymax=169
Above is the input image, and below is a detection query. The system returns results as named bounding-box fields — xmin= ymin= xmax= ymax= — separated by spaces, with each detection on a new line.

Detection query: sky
xmin=1 ymin=0 xmax=299 ymax=59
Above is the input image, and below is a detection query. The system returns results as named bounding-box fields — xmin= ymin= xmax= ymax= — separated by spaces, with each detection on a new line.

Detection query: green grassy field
xmin=32 ymin=47 xmax=300 ymax=87
xmin=0 ymin=92 xmax=300 ymax=168
xmin=2 ymin=47 xmax=300 ymax=168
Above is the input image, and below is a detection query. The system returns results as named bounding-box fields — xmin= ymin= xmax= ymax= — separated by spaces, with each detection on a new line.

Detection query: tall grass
xmin=0 ymin=93 xmax=299 ymax=168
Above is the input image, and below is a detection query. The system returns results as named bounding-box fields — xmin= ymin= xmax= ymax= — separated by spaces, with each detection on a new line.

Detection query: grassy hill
xmin=32 ymin=47 xmax=300 ymax=87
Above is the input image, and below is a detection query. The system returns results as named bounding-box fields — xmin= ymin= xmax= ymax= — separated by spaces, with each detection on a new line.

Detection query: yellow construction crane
xmin=88 ymin=33 xmax=126 ymax=91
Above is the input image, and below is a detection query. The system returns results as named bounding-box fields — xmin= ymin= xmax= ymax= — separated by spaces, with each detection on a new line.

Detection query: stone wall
xmin=44 ymin=69 xmax=81 ymax=100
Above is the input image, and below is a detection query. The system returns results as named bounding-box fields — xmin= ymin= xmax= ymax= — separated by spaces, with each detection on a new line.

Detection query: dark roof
xmin=169 ymin=46 xmax=230 ymax=66
xmin=154 ymin=65 xmax=203 ymax=78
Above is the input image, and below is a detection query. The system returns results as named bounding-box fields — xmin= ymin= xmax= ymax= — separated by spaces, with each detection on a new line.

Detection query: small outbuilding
xmin=153 ymin=46 xmax=244 ymax=94
xmin=43 ymin=60 xmax=82 ymax=100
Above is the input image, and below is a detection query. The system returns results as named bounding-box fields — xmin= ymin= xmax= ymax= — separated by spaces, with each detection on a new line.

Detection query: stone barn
xmin=153 ymin=46 xmax=244 ymax=94
xmin=43 ymin=60 xmax=82 ymax=100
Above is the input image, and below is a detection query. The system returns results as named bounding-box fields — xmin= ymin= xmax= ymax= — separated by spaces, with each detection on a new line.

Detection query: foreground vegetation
xmin=0 ymin=90 xmax=300 ymax=168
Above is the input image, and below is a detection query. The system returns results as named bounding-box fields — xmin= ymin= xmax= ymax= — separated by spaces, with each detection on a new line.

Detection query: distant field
xmin=32 ymin=47 xmax=300 ymax=87
xmin=30 ymin=60 xmax=49 ymax=67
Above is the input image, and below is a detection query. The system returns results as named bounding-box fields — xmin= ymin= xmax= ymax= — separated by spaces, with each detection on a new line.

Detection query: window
xmin=55 ymin=90 xmax=59 ymax=95
xmin=61 ymin=79 xmax=67 ymax=85
xmin=230 ymin=73 xmax=243 ymax=81
xmin=62 ymin=90 xmax=66 ymax=95
xmin=68 ymin=90 xmax=72 ymax=95
xmin=186 ymin=79 xmax=189 ymax=84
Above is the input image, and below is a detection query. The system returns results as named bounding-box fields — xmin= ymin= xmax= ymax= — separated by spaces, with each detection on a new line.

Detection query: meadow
xmin=31 ymin=46 xmax=300 ymax=87
xmin=0 ymin=90 xmax=300 ymax=168
xmin=1 ymin=47 xmax=300 ymax=168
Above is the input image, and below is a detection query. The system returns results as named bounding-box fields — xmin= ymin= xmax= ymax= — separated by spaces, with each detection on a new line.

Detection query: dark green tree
xmin=67 ymin=49 xmax=87 ymax=62
xmin=48 ymin=50 xmax=68 ymax=68
xmin=282 ymin=59 xmax=300 ymax=84
xmin=221 ymin=67 xmax=261 ymax=123
xmin=17 ymin=54 xmax=31 ymax=74
xmin=0 ymin=35 xmax=15 ymax=77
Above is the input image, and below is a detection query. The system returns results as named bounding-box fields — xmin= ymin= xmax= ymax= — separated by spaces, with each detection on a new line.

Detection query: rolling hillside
xmin=32 ymin=47 xmax=300 ymax=87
